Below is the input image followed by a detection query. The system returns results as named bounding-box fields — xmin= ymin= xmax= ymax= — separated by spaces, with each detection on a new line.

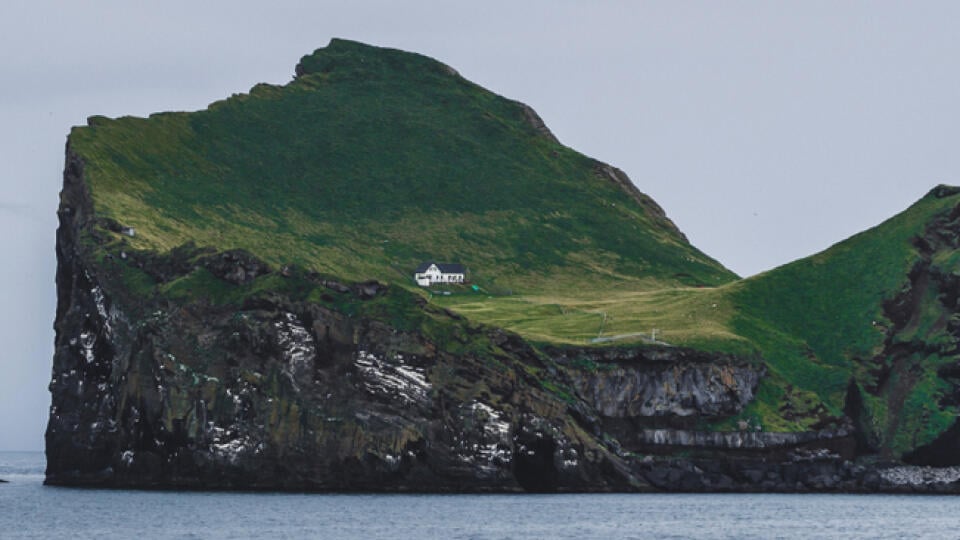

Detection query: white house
xmin=414 ymin=262 xmax=466 ymax=287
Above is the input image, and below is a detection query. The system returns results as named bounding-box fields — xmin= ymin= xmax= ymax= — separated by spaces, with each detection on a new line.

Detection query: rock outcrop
xmin=557 ymin=349 xmax=762 ymax=419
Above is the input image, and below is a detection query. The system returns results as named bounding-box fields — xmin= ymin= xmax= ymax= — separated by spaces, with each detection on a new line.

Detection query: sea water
xmin=1 ymin=451 xmax=958 ymax=539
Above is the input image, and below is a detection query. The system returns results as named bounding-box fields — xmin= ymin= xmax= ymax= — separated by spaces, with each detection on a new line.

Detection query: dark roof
xmin=415 ymin=262 xmax=465 ymax=273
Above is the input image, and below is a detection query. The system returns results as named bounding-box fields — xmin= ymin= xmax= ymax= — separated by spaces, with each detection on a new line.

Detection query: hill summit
xmin=72 ymin=38 xmax=734 ymax=296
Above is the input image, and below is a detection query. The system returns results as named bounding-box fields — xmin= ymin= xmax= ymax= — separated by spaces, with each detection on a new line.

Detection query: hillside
xmin=442 ymin=185 xmax=960 ymax=450
xmin=728 ymin=186 xmax=960 ymax=456
xmin=70 ymin=38 xmax=734 ymax=297
xmin=46 ymin=39 xmax=960 ymax=492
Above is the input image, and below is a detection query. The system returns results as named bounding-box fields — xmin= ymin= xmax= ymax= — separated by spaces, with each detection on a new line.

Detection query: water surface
xmin=2 ymin=452 xmax=956 ymax=539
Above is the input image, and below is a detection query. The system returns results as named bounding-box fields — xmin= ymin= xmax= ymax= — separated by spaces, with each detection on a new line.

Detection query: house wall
xmin=413 ymin=270 xmax=465 ymax=286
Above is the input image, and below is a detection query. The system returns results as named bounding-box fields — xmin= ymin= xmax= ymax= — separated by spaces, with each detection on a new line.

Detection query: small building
xmin=414 ymin=262 xmax=466 ymax=287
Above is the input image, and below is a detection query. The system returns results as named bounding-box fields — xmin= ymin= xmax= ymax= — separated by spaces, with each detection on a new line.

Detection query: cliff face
xmin=554 ymin=347 xmax=763 ymax=419
xmin=860 ymin=194 xmax=960 ymax=462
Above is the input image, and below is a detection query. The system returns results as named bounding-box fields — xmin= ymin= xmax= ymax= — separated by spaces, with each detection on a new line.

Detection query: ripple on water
xmin=1 ymin=452 xmax=957 ymax=540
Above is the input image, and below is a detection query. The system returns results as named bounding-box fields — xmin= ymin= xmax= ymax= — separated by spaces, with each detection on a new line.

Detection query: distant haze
xmin=3 ymin=1 xmax=959 ymax=451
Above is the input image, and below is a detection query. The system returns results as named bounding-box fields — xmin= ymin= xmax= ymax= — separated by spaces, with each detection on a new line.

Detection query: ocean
xmin=1 ymin=451 xmax=957 ymax=539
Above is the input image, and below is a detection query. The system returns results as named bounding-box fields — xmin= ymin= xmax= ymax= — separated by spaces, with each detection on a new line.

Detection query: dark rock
xmin=905 ymin=418 xmax=960 ymax=466
xmin=515 ymin=102 xmax=560 ymax=144
xmin=742 ymin=468 xmax=765 ymax=484
xmin=355 ymin=280 xmax=383 ymax=299
xmin=592 ymin=161 xmax=689 ymax=243
xmin=201 ymin=250 xmax=270 ymax=285
xmin=324 ymin=280 xmax=350 ymax=294
xmin=96 ymin=217 xmax=124 ymax=233
xmin=442 ymin=308 xmax=463 ymax=320
xmin=931 ymin=184 xmax=960 ymax=199
xmin=564 ymin=360 xmax=763 ymax=419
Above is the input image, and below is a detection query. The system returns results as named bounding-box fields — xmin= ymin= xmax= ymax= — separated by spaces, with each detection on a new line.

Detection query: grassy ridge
xmin=734 ymin=193 xmax=957 ymax=367
xmin=721 ymin=189 xmax=960 ymax=440
xmin=732 ymin=191 xmax=957 ymax=370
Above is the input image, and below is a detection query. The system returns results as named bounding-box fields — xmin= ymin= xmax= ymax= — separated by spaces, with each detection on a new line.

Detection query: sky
xmin=3 ymin=0 xmax=960 ymax=451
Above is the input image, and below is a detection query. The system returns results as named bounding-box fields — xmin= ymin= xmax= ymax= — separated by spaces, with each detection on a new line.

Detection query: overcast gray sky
xmin=3 ymin=1 xmax=959 ymax=451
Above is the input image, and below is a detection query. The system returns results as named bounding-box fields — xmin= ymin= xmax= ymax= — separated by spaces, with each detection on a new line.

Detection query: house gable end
xmin=413 ymin=261 xmax=467 ymax=286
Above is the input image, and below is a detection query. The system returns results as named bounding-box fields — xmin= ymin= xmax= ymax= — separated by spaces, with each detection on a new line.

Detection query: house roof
xmin=415 ymin=262 xmax=466 ymax=273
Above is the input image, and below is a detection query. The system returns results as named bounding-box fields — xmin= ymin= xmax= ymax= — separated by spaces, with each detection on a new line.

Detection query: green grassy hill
xmin=70 ymin=38 xmax=734 ymax=298
xmin=726 ymin=186 xmax=960 ymax=452
xmin=66 ymin=39 xmax=960 ymax=458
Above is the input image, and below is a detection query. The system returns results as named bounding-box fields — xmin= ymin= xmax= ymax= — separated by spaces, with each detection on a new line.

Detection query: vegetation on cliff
xmin=726 ymin=186 xmax=960 ymax=449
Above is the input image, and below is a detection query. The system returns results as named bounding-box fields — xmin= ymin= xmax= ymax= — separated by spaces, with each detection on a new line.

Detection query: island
xmin=46 ymin=39 xmax=960 ymax=492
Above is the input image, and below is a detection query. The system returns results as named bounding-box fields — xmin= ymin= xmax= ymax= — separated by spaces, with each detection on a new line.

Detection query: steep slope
xmin=724 ymin=186 xmax=960 ymax=457
xmin=70 ymin=38 xmax=734 ymax=296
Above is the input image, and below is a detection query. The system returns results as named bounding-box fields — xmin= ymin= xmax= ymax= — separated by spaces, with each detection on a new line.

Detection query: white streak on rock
xmin=355 ymin=350 xmax=431 ymax=405
xmin=275 ymin=313 xmax=316 ymax=390
xmin=90 ymin=285 xmax=113 ymax=335
xmin=880 ymin=466 xmax=960 ymax=486
xmin=383 ymin=453 xmax=401 ymax=471
xmin=208 ymin=425 xmax=264 ymax=465
xmin=456 ymin=401 xmax=512 ymax=473
xmin=79 ymin=332 xmax=96 ymax=364
xmin=561 ymin=448 xmax=579 ymax=469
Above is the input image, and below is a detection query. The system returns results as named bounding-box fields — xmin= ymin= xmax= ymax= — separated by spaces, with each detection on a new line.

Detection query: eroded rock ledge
xmin=564 ymin=359 xmax=762 ymax=418
xmin=636 ymin=427 xmax=850 ymax=449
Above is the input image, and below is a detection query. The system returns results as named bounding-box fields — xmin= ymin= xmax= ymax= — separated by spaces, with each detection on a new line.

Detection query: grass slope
xmin=70 ymin=38 xmax=734 ymax=299
xmin=721 ymin=188 xmax=960 ymax=441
